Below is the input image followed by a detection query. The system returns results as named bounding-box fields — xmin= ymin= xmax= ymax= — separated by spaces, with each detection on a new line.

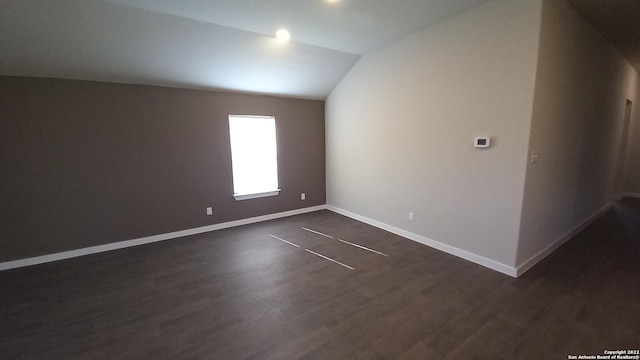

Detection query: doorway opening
xmin=614 ymin=99 xmax=633 ymax=199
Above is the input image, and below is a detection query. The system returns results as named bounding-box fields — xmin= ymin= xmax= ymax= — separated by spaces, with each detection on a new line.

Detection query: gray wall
xmin=516 ymin=0 xmax=639 ymax=266
xmin=0 ymin=76 xmax=326 ymax=262
xmin=326 ymin=0 xmax=542 ymax=269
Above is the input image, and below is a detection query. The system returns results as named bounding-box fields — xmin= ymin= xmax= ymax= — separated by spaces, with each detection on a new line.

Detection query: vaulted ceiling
xmin=1 ymin=0 xmax=496 ymax=99
xmin=1 ymin=0 xmax=639 ymax=100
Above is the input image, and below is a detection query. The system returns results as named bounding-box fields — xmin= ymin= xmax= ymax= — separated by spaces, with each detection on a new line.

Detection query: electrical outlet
xmin=409 ymin=212 xmax=414 ymax=222
xmin=301 ymin=193 xmax=306 ymax=200
xmin=206 ymin=207 xmax=213 ymax=215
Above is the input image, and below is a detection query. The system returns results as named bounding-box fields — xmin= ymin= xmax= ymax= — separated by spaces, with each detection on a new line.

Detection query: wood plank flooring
xmin=1 ymin=200 xmax=639 ymax=359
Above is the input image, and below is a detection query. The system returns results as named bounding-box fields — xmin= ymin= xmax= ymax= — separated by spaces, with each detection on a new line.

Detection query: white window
xmin=228 ymin=115 xmax=280 ymax=201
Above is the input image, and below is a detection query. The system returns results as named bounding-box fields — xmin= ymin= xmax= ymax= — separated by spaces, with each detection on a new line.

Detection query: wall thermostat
xmin=474 ymin=137 xmax=491 ymax=148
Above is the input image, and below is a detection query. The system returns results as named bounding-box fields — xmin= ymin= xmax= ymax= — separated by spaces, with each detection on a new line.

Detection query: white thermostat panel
xmin=474 ymin=137 xmax=491 ymax=148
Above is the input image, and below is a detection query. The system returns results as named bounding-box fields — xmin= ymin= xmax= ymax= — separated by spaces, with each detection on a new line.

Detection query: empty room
xmin=1 ymin=0 xmax=640 ymax=359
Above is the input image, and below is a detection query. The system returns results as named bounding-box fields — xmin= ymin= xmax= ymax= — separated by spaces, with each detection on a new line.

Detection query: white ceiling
xmin=0 ymin=0 xmax=494 ymax=99
xmin=101 ymin=0 xmax=496 ymax=55
xmin=3 ymin=0 xmax=637 ymax=100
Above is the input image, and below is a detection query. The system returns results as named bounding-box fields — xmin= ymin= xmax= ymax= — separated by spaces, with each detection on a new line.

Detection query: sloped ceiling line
xmin=2 ymin=0 xmax=637 ymax=98
xmin=1 ymin=0 xmax=497 ymax=99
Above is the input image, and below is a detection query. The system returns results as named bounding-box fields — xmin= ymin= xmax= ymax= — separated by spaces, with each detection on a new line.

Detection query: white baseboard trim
xmin=326 ymin=205 xmax=518 ymax=278
xmin=515 ymin=202 xmax=613 ymax=277
xmin=0 ymin=205 xmax=327 ymax=271
xmin=622 ymin=192 xmax=640 ymax=199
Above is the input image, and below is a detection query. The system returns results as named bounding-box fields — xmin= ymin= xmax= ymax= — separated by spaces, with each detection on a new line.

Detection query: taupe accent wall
xmin=0 ymin=76 xmax=326 ymax=262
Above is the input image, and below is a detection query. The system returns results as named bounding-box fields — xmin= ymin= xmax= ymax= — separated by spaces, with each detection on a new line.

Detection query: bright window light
xmin=229 ymin=115 xmax=280 ymax=200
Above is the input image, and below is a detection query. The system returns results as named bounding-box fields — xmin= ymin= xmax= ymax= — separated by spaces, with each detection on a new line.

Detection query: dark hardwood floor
xmin=2 ymin=200 xmax=639 ymax=359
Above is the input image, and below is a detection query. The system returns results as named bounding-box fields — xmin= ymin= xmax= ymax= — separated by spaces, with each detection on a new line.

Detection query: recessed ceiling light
xmin=275 ymin=29 xmax=290 ymax=42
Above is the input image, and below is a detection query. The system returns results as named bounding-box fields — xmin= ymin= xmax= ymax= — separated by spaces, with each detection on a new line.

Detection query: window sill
xmin=233 ymin=189 xmax=281 ymax=201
